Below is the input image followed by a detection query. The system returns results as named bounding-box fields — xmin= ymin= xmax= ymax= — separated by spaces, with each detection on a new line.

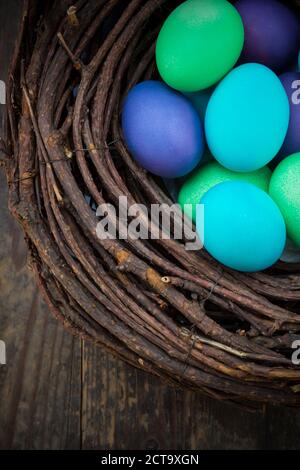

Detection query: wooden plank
xmin=81 ymin=341 xmax=268 ymax=450
xmin=0 ymin=0 xmax=300 ymax=451
xmin=0 ymin=0 xmax=82 ymax=450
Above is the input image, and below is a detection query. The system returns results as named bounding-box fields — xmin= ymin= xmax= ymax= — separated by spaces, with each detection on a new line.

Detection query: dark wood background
xmin=0 ymin=0 xmax=300 ymax=450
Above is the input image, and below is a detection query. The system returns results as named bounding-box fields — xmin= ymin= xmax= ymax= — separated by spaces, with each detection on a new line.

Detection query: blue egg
xmin=205 ymin=63 xmax=290 ymax=172
xmin=122 ymin=81 xmax=204 ymax=178
xmin=198 ymin=181 xmax=286 ymax=272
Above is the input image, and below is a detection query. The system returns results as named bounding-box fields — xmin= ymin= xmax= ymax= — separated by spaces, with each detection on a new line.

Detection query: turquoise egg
xmin=198 ymin=181 xmax=286 ymax=272
xmin=205 ymin=63 xmax=290 ymax=172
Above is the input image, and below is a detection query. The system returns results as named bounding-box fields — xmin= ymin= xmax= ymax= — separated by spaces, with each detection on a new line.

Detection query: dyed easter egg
xmin=122 ymin=81 xmax=204 ymax=178
xmin=199 ymin=181 xmax=286 ymax=272
xmin=205 ymin=63 xmax=290 ymax=172
xmin=178 ymin=162 xmax=271 ymax=222
xmin=156 ymin=0 xmax=244 ymax=92
xmin=279 ymin=72 xmax=300 ymax=157
xmin=269 ymin=153 xmax=300 ymax=247
xmin=235 ymin=0 xmax=300 ymax=72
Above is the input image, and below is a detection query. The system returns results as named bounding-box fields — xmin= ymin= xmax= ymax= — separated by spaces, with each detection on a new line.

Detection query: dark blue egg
xmin=235 ymin=0 xmax=300 ymax=72
xmin=122 ymin=81 xmax=204 ymax=178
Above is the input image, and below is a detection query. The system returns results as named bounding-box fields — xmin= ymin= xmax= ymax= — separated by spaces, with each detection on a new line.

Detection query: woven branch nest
xmin=3 ymin=0 xmax=300 ymax=407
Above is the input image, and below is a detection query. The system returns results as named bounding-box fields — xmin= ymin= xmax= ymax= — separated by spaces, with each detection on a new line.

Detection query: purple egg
xmin=122 ymin=81 xmax=204 ymax=178
xmin=279 ymin=72 xmax=300 ymax=158
xmin=235 ymin=0 xmax=300 ymax=72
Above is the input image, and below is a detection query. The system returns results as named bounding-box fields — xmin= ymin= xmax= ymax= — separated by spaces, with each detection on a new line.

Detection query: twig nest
xmin=5 ymin=0 xmax=300 ymax=407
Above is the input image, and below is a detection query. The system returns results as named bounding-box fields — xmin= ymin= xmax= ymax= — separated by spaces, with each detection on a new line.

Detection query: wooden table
xmin=0 ymin=0 xmax=300 ymax=450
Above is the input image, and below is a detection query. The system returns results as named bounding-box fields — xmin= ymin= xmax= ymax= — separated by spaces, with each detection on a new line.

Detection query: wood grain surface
xmin=0 ymin=0 xmax=300 ymax=450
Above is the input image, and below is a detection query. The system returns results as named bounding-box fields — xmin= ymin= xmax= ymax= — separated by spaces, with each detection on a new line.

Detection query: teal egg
xmin=184 ymin=87 xmax=214 ymax=121
xmin=198 ymin=181 xmax=286 ymax=272
xmin=205 ymin=63 xmax=290 ymax=172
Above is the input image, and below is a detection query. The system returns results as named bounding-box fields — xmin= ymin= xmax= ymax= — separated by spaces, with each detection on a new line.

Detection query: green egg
xmin=156 ymin=0 xmax=244 ymax=92
xmin=269 ymin=153 xmax=300 ymax=247
xmin=178 ymin=162 xmax=271 ymax=222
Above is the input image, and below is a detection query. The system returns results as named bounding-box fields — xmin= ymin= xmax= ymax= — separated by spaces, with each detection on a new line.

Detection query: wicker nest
xmin=3 ymin=0 xmax=300 ymax=407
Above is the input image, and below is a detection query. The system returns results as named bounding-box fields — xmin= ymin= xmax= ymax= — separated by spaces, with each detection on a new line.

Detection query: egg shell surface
xmin=199 ymin=181 xmax=286 ymax=272
xmin=205 ymin=63 xmax=290 ymax=172
xmin=122 ymin=81 xmax=204 ymax=178
xmin=235 ymin=0 xmax=300 ymax=72
xmin=269 ymin=152 xmax=300 ymax=247
xmin=156 ymin=0 xmax=244 ymax=92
